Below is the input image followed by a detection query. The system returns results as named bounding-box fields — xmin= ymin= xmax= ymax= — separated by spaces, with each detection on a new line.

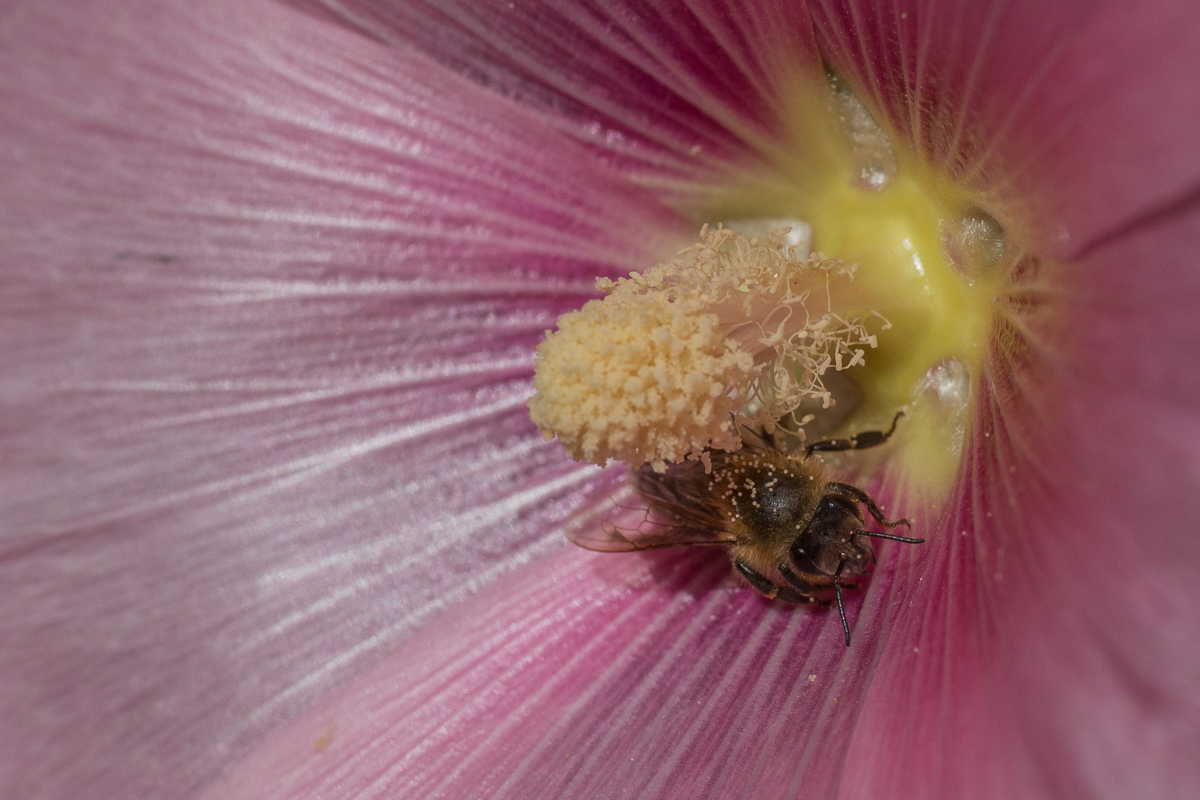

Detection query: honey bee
xmin=572 ymin=412 xmax=921 ymax=646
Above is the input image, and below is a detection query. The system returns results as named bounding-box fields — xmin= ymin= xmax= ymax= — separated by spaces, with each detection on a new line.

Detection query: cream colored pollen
xmin=528 ymin=226 xmax=885 ymax=471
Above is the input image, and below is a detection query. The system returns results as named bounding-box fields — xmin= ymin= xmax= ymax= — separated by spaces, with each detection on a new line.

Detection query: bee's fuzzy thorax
xmin=711 ymin=449 xmax=829 ymax=584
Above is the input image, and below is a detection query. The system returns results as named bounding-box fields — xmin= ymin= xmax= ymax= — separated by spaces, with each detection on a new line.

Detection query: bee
xmin=571 ymin=412 xmax=922 ymax=646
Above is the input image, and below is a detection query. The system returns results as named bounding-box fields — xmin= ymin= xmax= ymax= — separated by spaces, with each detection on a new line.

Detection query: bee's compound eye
xmin=788 ymin=536 xmax=821 ymax=576
xmin=790 ymin=496 xmax=861 ymax=577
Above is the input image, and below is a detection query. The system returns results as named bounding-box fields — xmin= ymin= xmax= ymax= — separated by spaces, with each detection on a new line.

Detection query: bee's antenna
xmin=833 ymin=559 xmax=851 ymax=646
xmin=854 ymin=530 xmax=925 ymax=544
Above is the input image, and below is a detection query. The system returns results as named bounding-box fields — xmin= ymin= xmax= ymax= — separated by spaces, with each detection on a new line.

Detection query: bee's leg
xmin=833 ymin=559 xmax=851 ymax=646
xmin=735 ymin=561 xmax=808 ymax=604
xmin=805 ymin=410 xmax=904 ymax=456
xmin=826 ymin=481 xmax=912 ymax=529
xmin=762 ymin=428 xmax=778 ymax=448
xmin=855 ymin=529 xmax=924 ymax=545
xmin=777 ymin=561 xmax=815 ymax=593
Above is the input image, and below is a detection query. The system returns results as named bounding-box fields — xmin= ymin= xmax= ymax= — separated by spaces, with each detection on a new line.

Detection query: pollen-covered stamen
xmin=528 ymin=226 xmax=887 ymax=472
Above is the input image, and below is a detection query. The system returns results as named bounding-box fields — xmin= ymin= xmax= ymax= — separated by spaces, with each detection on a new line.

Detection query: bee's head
xmin=788 ymin=495 xmax=874 ymax=579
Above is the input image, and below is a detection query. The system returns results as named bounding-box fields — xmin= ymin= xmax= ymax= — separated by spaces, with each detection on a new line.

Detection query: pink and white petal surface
xmin=0 ymin=1 xmax=682 ymax=797
xmin=4 ymin=0 xmax=1200 ymax=799
xmin=206 ymin=524 xmax=929 ymax=800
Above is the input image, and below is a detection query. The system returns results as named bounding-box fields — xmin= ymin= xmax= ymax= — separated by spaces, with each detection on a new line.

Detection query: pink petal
xmin=1002 ymin=207 xmax=1200 ymax=795
xmin=280 ymin=0 xmax=825 ymax=188
xmin=0 ymin=1 xmax=681 ymax=796
xmin=242 ymin=5 xmax=1200 ymax=796
xmin=7 ymin=0 xmax=1200 ymax=798
xmin=287 ymin=0 xmax=1200 ymax=258
xmin=845 ymin=204 xmax=1200 ymax=797
xmin=808 ymin=0 xmax=1200 ymax=259
xmin=205 ymin=524 xmax=932 ymax=800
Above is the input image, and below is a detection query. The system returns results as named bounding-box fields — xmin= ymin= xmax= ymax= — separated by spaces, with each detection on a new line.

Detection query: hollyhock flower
xmin=3 ymin=2 xmax=1199 ymax=800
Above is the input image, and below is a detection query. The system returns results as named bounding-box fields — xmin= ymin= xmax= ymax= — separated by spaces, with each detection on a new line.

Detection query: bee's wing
xmin=568 ymin=460 xmax=738 ymax=552
xmin=569 ymin=520 xmax=737 ymax=552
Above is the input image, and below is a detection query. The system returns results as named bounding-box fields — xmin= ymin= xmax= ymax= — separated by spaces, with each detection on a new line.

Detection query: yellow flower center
xmin=529 ymin=76 xmax=1002 ymax=495
xmin=813 ymin=168 xmax=996 ymax=489
xmin=715 ymin=77 xmax=1003 ymax=491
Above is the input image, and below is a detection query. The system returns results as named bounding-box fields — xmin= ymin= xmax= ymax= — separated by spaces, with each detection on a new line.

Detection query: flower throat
xmin=530 ymin=74 xmax=1002 ymax=495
